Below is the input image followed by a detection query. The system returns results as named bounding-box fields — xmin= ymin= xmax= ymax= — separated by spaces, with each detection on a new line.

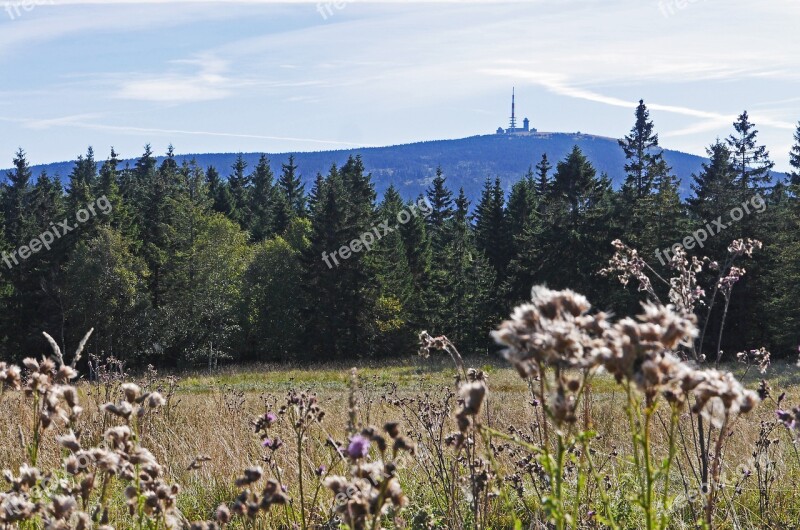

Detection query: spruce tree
xmin=96 ymin=148 xmax=134 ymax=237
xmin=30 ymin=171 xmax=65 ymax=250
xmin=551 ymin=145 xmax=601 ymax=220
xmin=248 ymin=154 xmax=277 ymax=241
xmin=278 ymin=155 xmax=306 ymax=217
xmin=2 ymin=149 xmax=34 ymax=251
xmin=67 ymin=147 xmax=97 ymax=215
xmin=542 ymin=147 xmax=613 ymax=299
xmin=29 ymin=171 xmax=67 ymax=339
xmin=646 ymin=170 xmax=685 ymax=257
xmin=506 ymin=168 xmax=537 ymax=244
xmin=1 ymin=151 xmax=54 ymax=357
xmin=371 ymin=185 xmax=415 ymax=354
xmin=307 ymin=172 xmax=326 ymax=217
xmin=535 ymin=154 xmax=552 ymax=198
xmin=614 ymin=100 xmax=680 ymax=255
xmin=397 ymin=194 xmax=432 ymax=329
xmin=790 ymin=121 xmax=800 ymax=187
xmin=761 ymin=135 xmax=800 ymax=350
xmin=134 ymin=146 xmax=177 ymax=311
xmin=341 ymin=156 xmax=375 ymax=230
xmin=302 ymin=165 xmax=346 ymax=358
xmin=206 ymin=166 xmax=236 ymax=217
xmin=273 ymin=155 xmax=306 ymax=234
xmin=474 ymin=177 xmax=510 ymax=279
xmin=726 ymin=111 xmax=774 ymax=192
xmin=423 ymin=173 xmax=457 ymax=334
xmin=425 ymin=167 xmax=454 ymax=231
xmin=302 ymin=161 xmax=379 ymax=359
xmin=374 ymin=185 xmax=413 ymax=305
xmin=618 ymin=100 xmax=664 ymax=197
xmin=504 ymin=169 xmax=540 ymax=306
xmin=430 ymin=188 xmax=495 ymax=352
xmin=689 ymin=136 xmax=767 ymax=354
xmin=228 ymin=153 xmax=251 ymax=227
xmin=688 ymin=141 xmax=738 ymax=217
xmin=425 ymin=167 xmax=454 ymax=254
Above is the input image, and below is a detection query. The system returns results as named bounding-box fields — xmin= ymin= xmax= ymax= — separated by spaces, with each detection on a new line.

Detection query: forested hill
xmin=22 ymin=133 xmax=711 ymax=199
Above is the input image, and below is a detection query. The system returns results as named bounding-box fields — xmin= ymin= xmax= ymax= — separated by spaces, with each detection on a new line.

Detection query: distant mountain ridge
xmin=9 ymin=133 xmax=742 ymax=200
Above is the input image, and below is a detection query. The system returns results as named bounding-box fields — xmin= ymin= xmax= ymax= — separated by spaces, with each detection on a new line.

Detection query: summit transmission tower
xmin=508 ymin=87 xmax=517 ymax=130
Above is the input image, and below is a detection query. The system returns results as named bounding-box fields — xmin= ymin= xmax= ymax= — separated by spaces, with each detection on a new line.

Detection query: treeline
xmin=1 ymin=101 xmax=799 ymax=367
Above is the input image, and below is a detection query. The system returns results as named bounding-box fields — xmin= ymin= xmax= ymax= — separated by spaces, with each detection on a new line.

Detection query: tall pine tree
xmin=727 ymin=111 xmax=774 ymax=193
xmin=618 ymin=100 xmax=664 ymax=197
xmin=790 ymin=121 xmax=800 ymax=187
xmin=474 ymin=177 xmax=510 ymax=277
xmin=248 ymin=154 xmax=277 ymax=241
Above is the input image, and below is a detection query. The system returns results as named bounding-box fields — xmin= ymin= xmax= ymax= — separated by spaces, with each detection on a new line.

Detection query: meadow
xmin=2 ymin=339 xmax=800 ymax=529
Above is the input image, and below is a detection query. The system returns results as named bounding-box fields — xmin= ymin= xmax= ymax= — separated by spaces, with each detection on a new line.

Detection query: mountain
xmin=9 ymin=133 xmax=734 ymax=200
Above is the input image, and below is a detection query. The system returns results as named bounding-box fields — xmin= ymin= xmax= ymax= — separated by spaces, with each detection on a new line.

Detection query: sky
xmin=0 ymin=0 xmax=799 ymax=170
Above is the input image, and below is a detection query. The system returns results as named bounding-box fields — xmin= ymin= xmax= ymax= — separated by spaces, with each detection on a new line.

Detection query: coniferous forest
xmin=1 ymin=101 xmax=799 ymax=367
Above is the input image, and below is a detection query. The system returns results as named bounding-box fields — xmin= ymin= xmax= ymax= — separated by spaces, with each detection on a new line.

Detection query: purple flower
xmin=347 ymin=435 xmax=370 ymax=459
xmin=777 ymin=410 xmax=792 ymax=429
xmin=262 ymin=437 xmax=284 ymax=451
xmin=266 ymin=412 xmax=277 ymax=425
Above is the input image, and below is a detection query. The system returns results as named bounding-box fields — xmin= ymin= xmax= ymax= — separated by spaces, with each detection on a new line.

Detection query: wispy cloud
xmin=115 ymin=56 xmax=232 ymax=102
xmin=1 ymin=114 xmax=373 ymax=147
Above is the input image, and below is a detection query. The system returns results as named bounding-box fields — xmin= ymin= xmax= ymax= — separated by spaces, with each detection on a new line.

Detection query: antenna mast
xmin=509 ymin=87 xmax=517 ymax=130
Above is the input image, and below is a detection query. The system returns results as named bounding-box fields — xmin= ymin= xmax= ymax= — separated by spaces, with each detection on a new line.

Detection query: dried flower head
xmin=491 ymin=286 xmax=609 ymax=377
xmin=728 ymin=238 xmax=762 ymax=258
xmin=235 ymin=467 xmax=263 ymax=487
xmin=601 ymin=240 xmax=656 ymax=297
xmin=736 ymin=348 xmax=771 ymax=374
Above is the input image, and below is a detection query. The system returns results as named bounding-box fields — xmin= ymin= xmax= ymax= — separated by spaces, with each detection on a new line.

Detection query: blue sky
xmin=1 ymin=0 xmax=799 ymax=170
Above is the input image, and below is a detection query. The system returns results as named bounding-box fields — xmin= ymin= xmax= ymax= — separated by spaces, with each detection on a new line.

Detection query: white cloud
xmin=115 ymin=56 xmax=232 ymax=102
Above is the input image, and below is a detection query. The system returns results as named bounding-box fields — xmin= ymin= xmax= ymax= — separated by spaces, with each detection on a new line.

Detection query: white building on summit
xmin=496 ymin=88 xmax=536 ymax=135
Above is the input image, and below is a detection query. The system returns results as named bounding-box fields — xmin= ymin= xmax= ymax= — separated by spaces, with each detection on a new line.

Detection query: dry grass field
xmin=2 ymin=349 xmax=799 ymax=529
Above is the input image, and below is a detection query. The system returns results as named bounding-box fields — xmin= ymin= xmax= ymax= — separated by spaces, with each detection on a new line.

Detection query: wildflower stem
xmin=539 ymin=365 xmax=549 ymax=454
xmin=659 ymin=405 xmax=680 ymax=530
xmin=697 ymin=413 xmax=709 ymax=498
xmin=584 ymin=439 xmax=620 ymax=530
xmin=699 ymin=256 xmax=731 ymax=360
xmin=625 ymin=383 xmax=653 ymax=530
xmin=643 ymin=402 xmax=656 ymax=530
xmin=30 ymin=392 xmax=41 ymax=466
xmin=554 ymin=434 xmax=566 ymax=530
xmin=714 ymin=295 xmax=732 ymax=366
xmin=705 ymin=416 xmax=729 ymax=526
xmin=296 ymin=428 xmax=306 ymax=530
